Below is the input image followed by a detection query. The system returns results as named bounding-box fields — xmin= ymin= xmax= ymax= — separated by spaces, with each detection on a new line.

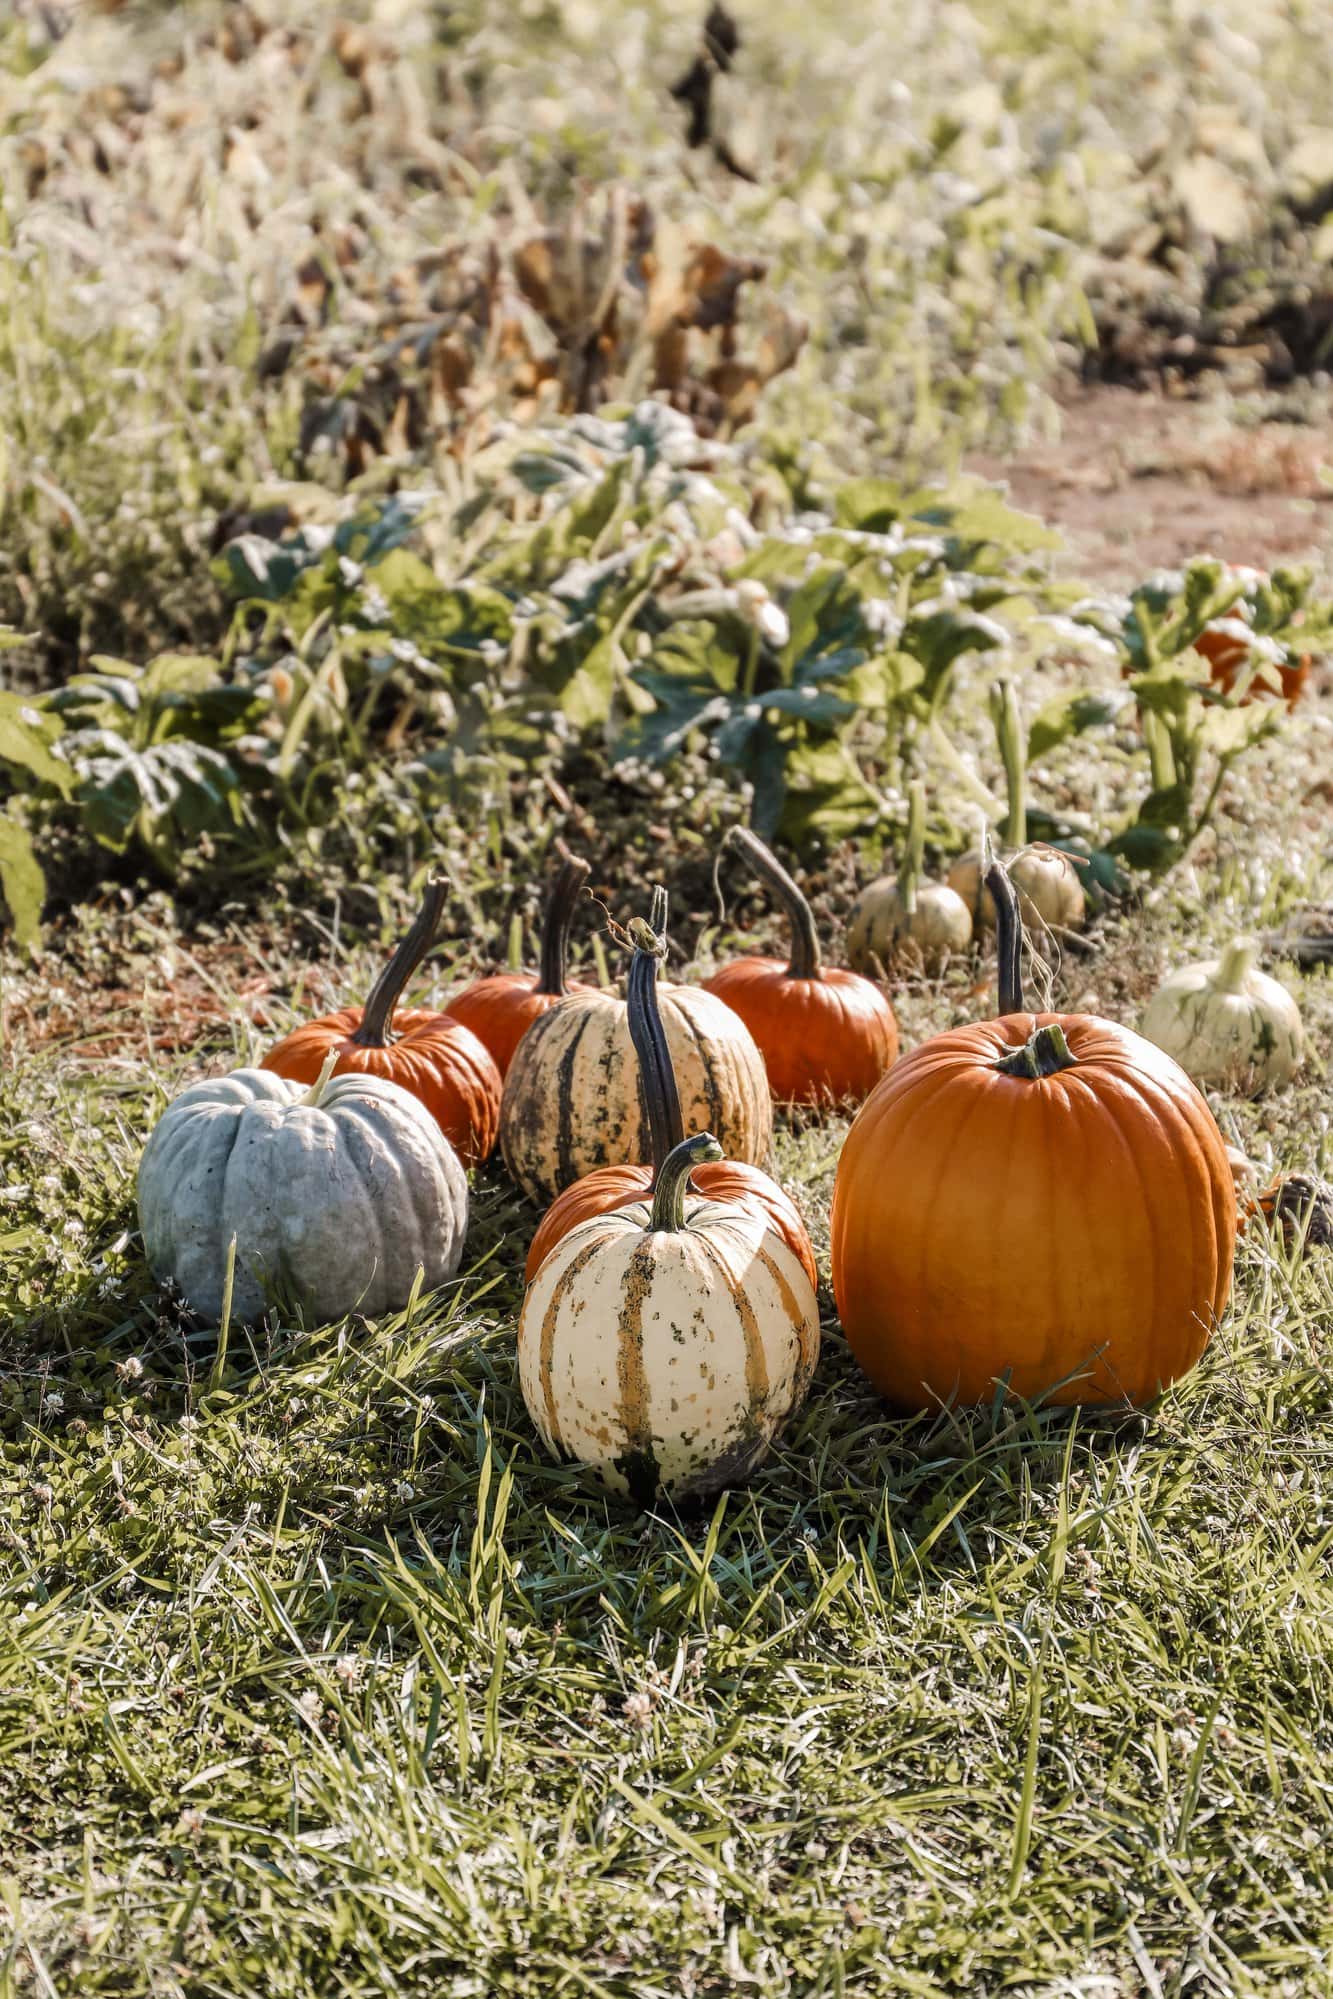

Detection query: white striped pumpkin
xmin=518 ymin=1133 xmax=820 ymax=1504
xmin=500 ymin=958 xmax=772 ymax=1207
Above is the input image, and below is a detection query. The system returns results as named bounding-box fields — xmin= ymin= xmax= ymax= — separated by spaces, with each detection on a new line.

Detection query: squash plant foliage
xmin=1 ymin=411 xmax=1327 ymax=943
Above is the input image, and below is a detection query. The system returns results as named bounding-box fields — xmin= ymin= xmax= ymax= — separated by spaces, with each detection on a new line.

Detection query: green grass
xmin=4 ymin=0 xmax=1333 ymax=1991
xmin=2 ymin=820 xmax=1331 ymax=1995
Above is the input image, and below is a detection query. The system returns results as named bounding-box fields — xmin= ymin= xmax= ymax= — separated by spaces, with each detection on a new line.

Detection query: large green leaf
xmin=1027 ymin=689 xmax=1127 ymax=760
xmin=70 ymin=733 xmax=243 ymax=860
xmin=0 ymin=692 xmax=73 ymax=798
xmin=0 ymin=813 xmax=46 ymax=949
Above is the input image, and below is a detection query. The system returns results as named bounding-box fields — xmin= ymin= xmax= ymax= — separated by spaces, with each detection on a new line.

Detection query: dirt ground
xmin=968 ymin=384 xmax=1333 ymax=585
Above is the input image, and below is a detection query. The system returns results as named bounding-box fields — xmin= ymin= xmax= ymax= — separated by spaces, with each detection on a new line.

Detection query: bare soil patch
xmin=968 ymin=385 xmax=1333 ymax=587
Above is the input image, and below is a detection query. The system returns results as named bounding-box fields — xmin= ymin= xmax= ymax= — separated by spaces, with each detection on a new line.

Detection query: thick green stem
xmin=1214 ymin=938 xmax=1260 ymax=995
xmin=626 ymin=887 xmax=686 ymax=1175
xmin=650 ymin=1132 xmax=724 ymax=1232
xmin=900 ymin=782 xmax=927 ymax=918
xmin=991 ymin=678 xmax=1026 ymax=850
xmin=352 ymin=876 xmax=448 ymax=1046
xmin=995 ymin=1022 xmax=1079 ymax=1079
xmin=536 ymin=854 xmax=591 ymax=996
xmin=986 ymin=858 xmax=1025 ymax=1017
xmin=725 ymin=825 xmax=822 ymax=980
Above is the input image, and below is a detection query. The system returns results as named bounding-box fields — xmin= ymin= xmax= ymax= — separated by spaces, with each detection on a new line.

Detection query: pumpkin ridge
xmin=537 ymin=1233 xmax=607 ymax=1452
xmin=554 ymin=1002 xmax=601 ymax=1191
xmin=889 ymin=1060 xmax=998 ymax=1390
xmin=334 ymin=1095 xmax=434 ymax=1278
xmin=1105 ymin=1055 xmax=1235 ymax=1340
xmin=719 ymin=1234 xmax=773 ymax=1416
xmin=616 ymin=1238 xmax=658 ymax=1483
xmin=753 ymin=1242 xmax=818 ymax=1384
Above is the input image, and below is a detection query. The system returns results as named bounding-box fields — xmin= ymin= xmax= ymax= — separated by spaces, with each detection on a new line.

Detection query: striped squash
xmin=524 ymin=895 xmax=816 ymax=1284
xmin=500 ymin=892 xmax=772 ymax=1207
xmin=518 ymin=1132 xmax=820 ymax=1503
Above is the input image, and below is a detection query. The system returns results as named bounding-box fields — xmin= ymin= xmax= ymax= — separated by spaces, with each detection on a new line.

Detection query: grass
xmin=4 ymin=0 xmax=1333 ymax=1991
xmin=2 ymin=808 xmax=1331 ymax=1995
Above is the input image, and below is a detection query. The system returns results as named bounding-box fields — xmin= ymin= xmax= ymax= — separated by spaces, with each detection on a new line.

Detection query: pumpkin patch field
xmin=4 ymin=3 xmax=1333 ymax=1995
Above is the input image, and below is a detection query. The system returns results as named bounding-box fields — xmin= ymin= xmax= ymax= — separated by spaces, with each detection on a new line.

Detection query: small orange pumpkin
xmin=1192 ymin=569 xmax=1310 ymax=707
xmin=261 ymin=877 xmax=502 ymax=1167
xmin=830 ymin=859 xmax=1235 ymax=1408
xmin=444 ymin=854 xmax=592 ymax=1078
xmin=702 ymin=826 xmax=899 ymax=1106
xmin=525 ymin=889 xmax=817 ymax=1286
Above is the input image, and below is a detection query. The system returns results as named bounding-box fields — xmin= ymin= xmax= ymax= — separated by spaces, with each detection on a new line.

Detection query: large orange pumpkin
xmin=261 ymin=878 xmax=502 ymax=1167
xmin=830 ymin=860 xmax=1235 ymax=1408
xmin=702 ymin=827 xmax=899 ymax=1106
xmin=525 ymin=889 xmax=817 ymax=1286
xmin=444 ymin=854 xmax=592 ymax=1078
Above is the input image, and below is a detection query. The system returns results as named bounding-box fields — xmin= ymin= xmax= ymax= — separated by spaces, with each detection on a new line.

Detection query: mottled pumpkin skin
xmin=1141 ymin=954 xmax=1303 ymax=1097
xmin=261 ymin=1007 xmax=501 ymax=1167
xmin=519 ymin=1197 xmax=820 ymax=1503
xmin=500 ymin=985 xmax=772 ymax=1206
xmin=831 ymin=1011 xmax=1235 ymax=1409
xmin=137 ymin=1068 xmax=468 ymax=1327
xmin=444 ymin=975 xmax=593 ymax=1080
xmin=701 ymin=957 xmax=898 ymax=1106
xmin=525 ymin=1158 xmax=818 ymax=1287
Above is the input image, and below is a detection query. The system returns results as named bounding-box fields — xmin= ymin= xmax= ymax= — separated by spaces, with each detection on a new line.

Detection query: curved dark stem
xmin=725 ymin=825 xmax=822 ymax=980
xmin=650 ymin=1133 xmax=724 ymax=1232
xmin=986 ymin=858 xmax=1025 ymax=1017
xmin=536 ymin=854 xmax=591 ymax=995
xmin=627 ymin=886 xmax=686 ymax=1175
xmin=352 ymin=876 xmax=448 ymax=1046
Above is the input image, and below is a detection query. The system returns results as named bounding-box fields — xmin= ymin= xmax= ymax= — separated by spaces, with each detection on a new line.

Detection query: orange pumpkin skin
xmin=703 ymin=957 xmax=897 ymax=1106
xmin=262 ymin=1006 xmax=501 ymax=1168
xmin=830 ymin=1010 xmax=1235 ymax=1409
xmin=525 ymin=1158 xmax=818 ymax=1287
xmin=706 ymin=826 xmax=898 ymax=1106
xmin=445 ymin=856 xmax=593 ymax=1078
xmin=1195 ymin=625 xmax=1310 ymax=708
xmin=445 ymin=974 xmax=593 ymax=1081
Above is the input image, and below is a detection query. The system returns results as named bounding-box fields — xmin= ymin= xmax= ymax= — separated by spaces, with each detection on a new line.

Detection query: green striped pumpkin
xmin=500 ymin=901 xmax=772 ymax=1206
xmin=518 ymin=1133 xmax=819 ymax=1503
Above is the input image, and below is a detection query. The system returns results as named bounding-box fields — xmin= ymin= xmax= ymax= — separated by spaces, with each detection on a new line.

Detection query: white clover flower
xmin=42 ymin=1391 xmax=64 ymax=1417
xmin=297 ymin=1689 xmax=323 ymax=1726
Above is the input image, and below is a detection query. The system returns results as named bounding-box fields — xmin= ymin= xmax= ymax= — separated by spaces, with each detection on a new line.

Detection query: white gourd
xmin=1141 ymin=940 xmax=1303 ymax=1096
xmin=519 ymin=1133 xmax=819 ymax=1504
xmin=846 ymin=782 xmax=974 ymax=975
xmin=847 ymin=877 xmax=973 ymax=974
xmin=137 ymin=1060 xmax=468 ymax=1325
xmin=947 ymin=846 xmax=1087 ymax=934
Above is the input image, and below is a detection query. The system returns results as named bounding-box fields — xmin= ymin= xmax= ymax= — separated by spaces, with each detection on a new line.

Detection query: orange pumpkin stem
xmin=627 ymin=886 xmax=686 ymax=1178
xmin=352 ymin=876 xmax=449 ymax=1048
xmin=995 ymin=1022 xmax=1079 ymax=1079
xmin=724 ymin=825 xmax=823 ymax=980
xmin=536 ymin=855 xmax=592 ymax=996
xmin=985 ymin=857 xmax=1025 ymax=1016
